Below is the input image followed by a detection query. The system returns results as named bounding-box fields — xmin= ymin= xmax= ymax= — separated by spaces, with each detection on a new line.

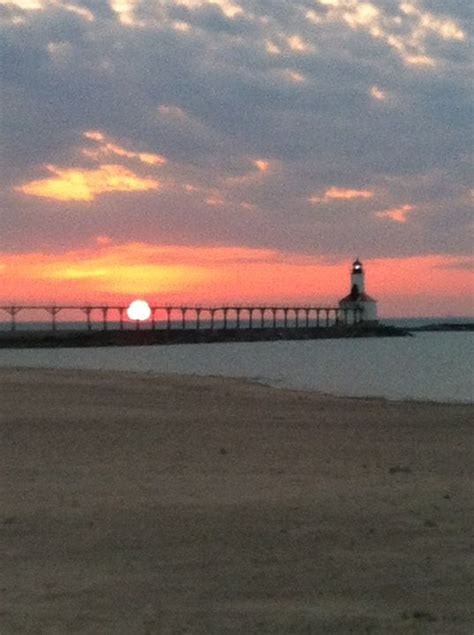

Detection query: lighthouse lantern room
xmin=339 ymin=259 xmax=378 ymax=322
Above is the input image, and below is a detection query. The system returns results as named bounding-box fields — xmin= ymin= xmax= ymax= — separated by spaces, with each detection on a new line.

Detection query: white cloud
xmin=310 ymin=187 xmax=374 ymax=203
xmin=175 ymin=0 xmax=242 ymax=19
xmin=109 ymin=0 xmax=141 ymax=26
xmin=310 ymin=0 xmax=466 ymax=67
xmin=282 ymin=69 xmax=306 ymax=83
xmin=370 ymin=85 xmax=386 ymax=101
xmin=287 ymin=35 xmax=315 ymax=54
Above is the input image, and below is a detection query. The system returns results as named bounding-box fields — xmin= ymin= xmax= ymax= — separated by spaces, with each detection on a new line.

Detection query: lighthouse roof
xmin=340 ymin=291 xmax=376 ymax=303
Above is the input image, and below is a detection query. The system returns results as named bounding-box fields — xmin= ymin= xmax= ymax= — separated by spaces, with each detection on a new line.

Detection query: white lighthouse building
xmin=339 ymin=259 xmax=377 ymax=322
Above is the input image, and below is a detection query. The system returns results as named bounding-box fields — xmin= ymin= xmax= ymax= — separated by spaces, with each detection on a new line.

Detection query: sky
xmin=0 ymin=0 xmax=472 ymax=316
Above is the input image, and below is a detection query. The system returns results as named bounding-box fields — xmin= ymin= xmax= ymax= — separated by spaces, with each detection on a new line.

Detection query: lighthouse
xmin=339 ymin=259 xmax=378 ymax=322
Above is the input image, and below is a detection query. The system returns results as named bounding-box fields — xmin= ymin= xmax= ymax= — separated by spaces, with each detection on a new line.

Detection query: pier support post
xmin=166 ymin=308 xmax=172 ymax=330
xmin=181 ymin=308 xmax=187 ymax=329
xmin=223 ymin=308 xmax=228 ymax=330
xmin=295 ymin=309 xmax=299 ymax=328
xmin=210 ymin=309 xmax=216 ymax=330
xmin=236 ymin=308 xmax=241 ymax=329
xmin=260 ymin=308 xmax=265 ymax=328
xmin=283 ymin=309 xmax=288 ymax=329
xmin=46 ymin=306 xmax=62 ymax=332
xmin=249 ymin=309 xmax=254 ymax=329
xmin=272 ymin=309 xmax=277 ymax=329
xmin=5 ymin=307 xmax=22 ymax=332
xmin=305 ymin=309 xmax=310 ymax=328
xmin=325 ymin=309 xmax=330 ymax=327
xmin=82 ymin=307 xmax=93 ymax=331
xmin=316 ymin=309 xmax=320 ymax=328
xmin=101 ymin=307 xmax=109 ymax=331
xmin=118 ymin=307 xmax=125 ymax=330
xmin=196 ymin=309 xmax=201 ymax=330
xmin=151 ymin=308 xmax=156 ymax=330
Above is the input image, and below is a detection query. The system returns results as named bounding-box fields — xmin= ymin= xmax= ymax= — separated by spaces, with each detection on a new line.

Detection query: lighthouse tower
xmin=339 ymin=259 xmax=377 ymax=322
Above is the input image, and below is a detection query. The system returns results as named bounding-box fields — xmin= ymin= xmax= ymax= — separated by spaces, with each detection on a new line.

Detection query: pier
xmin=0 ymin=305 xmax=363 ymax=332
xmin=0 ymin=304 xmax=411 ymax=348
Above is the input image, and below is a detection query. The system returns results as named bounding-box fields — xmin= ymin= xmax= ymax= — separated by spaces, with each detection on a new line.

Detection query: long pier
xmin=0 ymin=305 xmax=363 ymax=332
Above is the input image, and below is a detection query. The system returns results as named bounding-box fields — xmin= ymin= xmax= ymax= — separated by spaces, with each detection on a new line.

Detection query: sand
xmin=0 ymin=368 xmax=472 ymax=634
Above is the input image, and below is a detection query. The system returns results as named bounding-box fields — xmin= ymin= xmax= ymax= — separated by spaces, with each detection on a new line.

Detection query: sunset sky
xmin=1 ymin=0 xmax=472 ymax=316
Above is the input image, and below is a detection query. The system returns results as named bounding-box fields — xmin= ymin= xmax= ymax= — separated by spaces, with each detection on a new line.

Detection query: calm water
xmin=0 ymin=332 xmax=472 ymax=403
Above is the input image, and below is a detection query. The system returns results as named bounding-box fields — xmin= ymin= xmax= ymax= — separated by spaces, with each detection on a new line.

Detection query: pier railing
xmin=0 ymin=305 xmax=364 ymax=332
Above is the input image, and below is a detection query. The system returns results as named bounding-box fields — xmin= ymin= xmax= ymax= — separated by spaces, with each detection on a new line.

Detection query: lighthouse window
xmin=354 ymin=264 xmax=361 ymax=271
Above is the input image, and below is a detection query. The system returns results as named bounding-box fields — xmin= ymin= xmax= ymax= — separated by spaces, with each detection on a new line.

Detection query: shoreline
xmin=1 ymin=365 xmax=472 ymax=406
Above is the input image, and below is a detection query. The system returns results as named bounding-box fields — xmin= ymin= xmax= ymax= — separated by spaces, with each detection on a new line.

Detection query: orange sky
xmin=0 ymin=241 xmax=472 ymax=317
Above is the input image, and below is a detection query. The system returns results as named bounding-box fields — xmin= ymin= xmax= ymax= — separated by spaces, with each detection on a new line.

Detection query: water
xmin=0 ymin=332 xmax=472 ymax=403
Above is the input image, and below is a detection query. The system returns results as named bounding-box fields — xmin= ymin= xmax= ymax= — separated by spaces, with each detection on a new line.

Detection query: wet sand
xmin=0 ymin=368 xmax=473 ymax=634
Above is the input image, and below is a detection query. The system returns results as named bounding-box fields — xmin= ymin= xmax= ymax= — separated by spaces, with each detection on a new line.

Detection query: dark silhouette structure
xmin=0 ymin=305 xmax=363 ymax=332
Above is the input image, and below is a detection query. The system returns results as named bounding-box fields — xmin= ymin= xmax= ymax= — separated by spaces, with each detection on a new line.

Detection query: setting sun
xmin=127 ymin=299 xmax=152 ymax=321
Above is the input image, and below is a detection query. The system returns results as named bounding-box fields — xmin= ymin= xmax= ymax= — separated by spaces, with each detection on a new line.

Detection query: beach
xmin=1 ymin=368 xmax=473 ymax=634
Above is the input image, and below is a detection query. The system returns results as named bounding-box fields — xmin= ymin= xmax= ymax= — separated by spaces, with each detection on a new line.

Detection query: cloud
xmin=265 ymin=40 xmax=281 ymax=55
xmin=314 ymin=0 xmax=466 ymax=67
xmin=309 ymin=187 xmax=374 ymax=203
xmin=0 ymin=0 xmax=43 ymax=10
xmin=12 ymin=129 xmax=166 ymax=201
xmin=369 ymin=85 xmax=386 ymax=101
xmin=109 ymin=0 xmax=141 ymax=26
xmin=282 ymin=69 xmax=306 ymax=83
xmin=205 ymin=194 xmax=224 ymax=206
xmin=83 ymin=130 xmax=166 ymax=166
xmin=0 ymin=0 xmax=95 ymax=20
xmin=253 ymin=159 xmax=269 ymax=173
xmin=375 ymin=204 xmax=415 ymax=223
xmin=222 ymin=157 xmax=272 ymax=186
xmin=16 ymin=164 xmax=160 ymax=201
xmin=175 ymin=0 xmax=243 ymax=19
xmin=286 ymin=35 xmax=315 ymax=54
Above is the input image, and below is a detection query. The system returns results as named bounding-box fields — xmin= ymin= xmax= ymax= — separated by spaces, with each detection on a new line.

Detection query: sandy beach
xmin=1 ymin=368 xmax=472 ymax=634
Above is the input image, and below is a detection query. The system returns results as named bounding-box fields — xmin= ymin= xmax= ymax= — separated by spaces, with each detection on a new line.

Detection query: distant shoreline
xmin=408 ymin=322 xmax=474 ymax=332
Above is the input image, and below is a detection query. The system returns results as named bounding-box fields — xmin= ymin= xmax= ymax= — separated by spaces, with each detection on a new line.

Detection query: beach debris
xmin=219 ymin=447 xmax=227 ymax=455
xmin=388 ymin=465 xmax=412 ymax=474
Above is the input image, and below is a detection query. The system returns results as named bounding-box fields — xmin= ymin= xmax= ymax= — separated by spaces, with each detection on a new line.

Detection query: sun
xmin=127 ymin=299 xmax=152 ymax=321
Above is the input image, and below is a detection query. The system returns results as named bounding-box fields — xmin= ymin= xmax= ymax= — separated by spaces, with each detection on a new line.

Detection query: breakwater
xmin=0 ymin=323 xmax=408 ymax=349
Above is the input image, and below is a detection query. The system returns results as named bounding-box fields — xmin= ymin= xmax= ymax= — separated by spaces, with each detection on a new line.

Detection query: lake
xmin=0 ymin=332 xmax=472 ymax=403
